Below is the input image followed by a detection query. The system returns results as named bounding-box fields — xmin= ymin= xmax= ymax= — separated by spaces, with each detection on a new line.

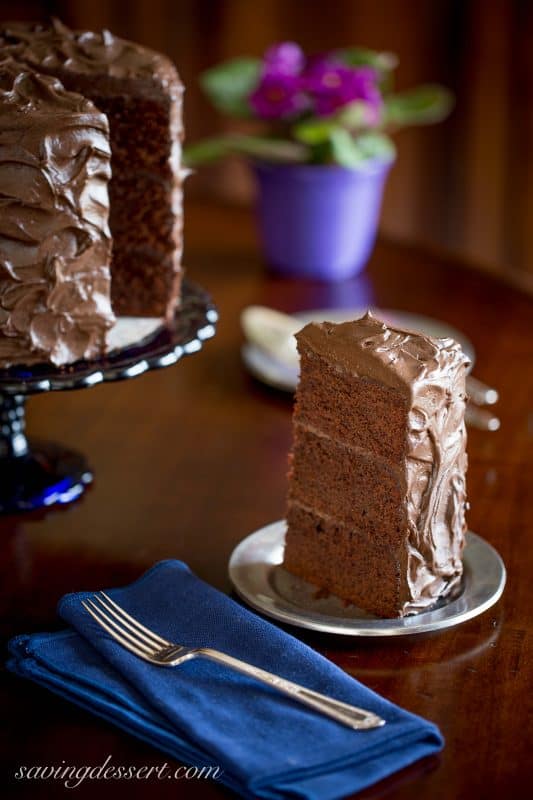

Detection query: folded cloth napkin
xmin=8 ymin=560 xmax=443 ymax=799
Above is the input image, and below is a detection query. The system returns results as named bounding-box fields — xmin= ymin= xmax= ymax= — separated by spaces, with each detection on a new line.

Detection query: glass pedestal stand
xmin=0 ymin=280 xmax=217 ymax=514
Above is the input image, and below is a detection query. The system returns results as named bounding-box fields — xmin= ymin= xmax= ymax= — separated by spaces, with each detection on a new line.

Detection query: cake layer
xmin=88 ymin=91 xmax=182 ymax=318
xmin=284 ymin=503 xmax=407 ymax=618
xmin=0 ymin=62 xmax=114 ymax=367
xmin=284 ymin=314 xmax=470 ymax=618
xmin=289 ymin=424 xmax=406 ymax=540
xmin=112 ymin=250 xmax=181 ymax=317
xmin=295 ymin=347 xmax=408 ymax=463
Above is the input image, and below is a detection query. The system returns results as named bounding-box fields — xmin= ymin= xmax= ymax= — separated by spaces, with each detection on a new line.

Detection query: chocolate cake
xmin=0 ymin=60 xmax=114 ymax=367
xmin=283 ymin=313 xmax=469 ymax=618
xmin=0 ymin=19 xmax=184 ymax=320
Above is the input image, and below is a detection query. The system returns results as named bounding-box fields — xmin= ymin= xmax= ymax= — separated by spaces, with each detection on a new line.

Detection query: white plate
xmin=229 ymin=520 xmax=506 ymax=636
xmin=242 ymin=307 xmax=476 ymax=393
xmin=243 ymin=343 xmax=299 ymax=392
xmin=107 ymin=317 xmax=164 ymax=352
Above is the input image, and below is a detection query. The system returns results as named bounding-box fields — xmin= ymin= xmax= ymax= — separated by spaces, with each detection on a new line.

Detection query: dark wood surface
xmin=1 ymin=203 xmax=532 ymax=799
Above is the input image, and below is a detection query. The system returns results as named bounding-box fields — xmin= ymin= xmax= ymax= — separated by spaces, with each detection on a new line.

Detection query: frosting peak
xmin=0 ymin=58 xmax=94 ymax=116
xmin=0 ymin=19 xmax=180 ymax=86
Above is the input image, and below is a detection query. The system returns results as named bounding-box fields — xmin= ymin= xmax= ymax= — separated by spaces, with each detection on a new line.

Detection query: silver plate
xmin=242 ymin=307 xmax=476 ymax=394
xmin=228 ymin=520 xmax=506 ymax=636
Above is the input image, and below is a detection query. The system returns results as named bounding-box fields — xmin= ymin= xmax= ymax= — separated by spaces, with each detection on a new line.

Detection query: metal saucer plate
xmin=228 ymin=520 xmax=506 ymax=636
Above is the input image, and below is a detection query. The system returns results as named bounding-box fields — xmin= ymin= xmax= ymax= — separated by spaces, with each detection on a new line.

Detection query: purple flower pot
xmin=253 ymin=159 xmax=393 ymax=281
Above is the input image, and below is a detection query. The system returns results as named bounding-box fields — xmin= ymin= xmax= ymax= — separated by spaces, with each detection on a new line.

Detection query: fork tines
xmin=81 ymin=592 xmax=169 ymax=659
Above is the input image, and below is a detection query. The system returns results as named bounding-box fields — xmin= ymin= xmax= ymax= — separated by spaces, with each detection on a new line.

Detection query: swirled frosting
xmin=0 ymin=18 xmax=185 ymax=319
xmin=298 ymin=312 xmax=470 ymax=614
xmin=0 ymin=19 xmax=181 ymax=97
xmin=0 ymin=60 xmax=114 ymax=367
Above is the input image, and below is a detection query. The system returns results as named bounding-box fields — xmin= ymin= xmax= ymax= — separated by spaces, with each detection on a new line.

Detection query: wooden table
xmin=1 ymin=203 xmax=531 ymax=799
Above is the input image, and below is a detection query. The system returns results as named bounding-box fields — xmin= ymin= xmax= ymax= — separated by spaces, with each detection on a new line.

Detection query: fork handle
xmin=196 ymin=648 xmax=385 ymax=730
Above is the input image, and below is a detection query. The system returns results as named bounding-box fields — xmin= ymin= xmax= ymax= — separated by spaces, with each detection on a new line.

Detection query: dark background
xmin=2 ymin=0 xmax=531 ymax=288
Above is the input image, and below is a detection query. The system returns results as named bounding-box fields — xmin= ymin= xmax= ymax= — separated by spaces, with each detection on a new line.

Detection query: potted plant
xmin=184 ymin=43 xmax=452 ymax=281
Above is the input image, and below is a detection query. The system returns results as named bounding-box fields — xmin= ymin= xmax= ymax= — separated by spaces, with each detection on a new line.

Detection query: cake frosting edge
xmin=0 ymin=59 xmax=115 ymax=367
xmin=294 ymin=312 xmax=470 ymax=616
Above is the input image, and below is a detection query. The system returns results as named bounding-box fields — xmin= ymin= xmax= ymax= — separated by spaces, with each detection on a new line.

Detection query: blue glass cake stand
xmin=0 ymin=280 xmax=217 ymax=514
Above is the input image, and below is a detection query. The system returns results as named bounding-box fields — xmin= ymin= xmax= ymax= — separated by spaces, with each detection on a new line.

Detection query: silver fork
xmin=81 ymin=592 xmax=385 ymax=731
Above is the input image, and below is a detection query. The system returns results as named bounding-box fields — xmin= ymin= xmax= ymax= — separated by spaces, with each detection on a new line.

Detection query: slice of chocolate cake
xmin=1 ymin=19 xmax=184 ymax=320
xmin=0 ymin=60 xmax=114 ymax=367
xmin=283 ymin=312 xmax=469 ymax=618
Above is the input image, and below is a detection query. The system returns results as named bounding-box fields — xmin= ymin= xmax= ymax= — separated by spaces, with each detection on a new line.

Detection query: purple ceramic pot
xmin=253 ymin=159 xmax=393 ymax=281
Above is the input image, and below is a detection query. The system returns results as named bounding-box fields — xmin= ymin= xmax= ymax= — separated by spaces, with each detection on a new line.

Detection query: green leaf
xmin=293 ymin=117 xmax=338 ymax=145
xmin=351 ymin=131 xmax=396 ymax=161
xmin=326 ymin=129 xmax=395 ymax=167
xmin=327 ymin=128 xmax=364 ymax=167
xmin=183 ymin=133 xmax=308 ymax=167
xmin=384 ymin=85 xmax=454 ymax=128
xmin=228 ymin=134 xmax=308 ymax=162
xmin=336 ymin=47 xmax=398 ymax=75
xmin=200 ymin=58 xmax=261 ymax=117
xmin=294 ymin=102 xmax=381 ymax=146
xmin=183 ymin=129 xmax=394 ymax=169
xmin=338 ymin=101 xmax=377 ymax=129
xmin=182 ymin=137 xmax=236 ymax=166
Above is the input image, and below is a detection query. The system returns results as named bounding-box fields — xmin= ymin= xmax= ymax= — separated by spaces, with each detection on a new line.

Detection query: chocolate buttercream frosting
xmin=297 ymin=312 xmax=470 ymax=614
xmin=0 ymin=59 xmax=114 ymax=367
xmin=0 ymin=19 xmax=181 ymax=98
xmin=0 ymin=18 xmax=185 ymax=320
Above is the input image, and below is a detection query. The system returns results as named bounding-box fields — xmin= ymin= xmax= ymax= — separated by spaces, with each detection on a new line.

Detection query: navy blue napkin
xmin=8 ymin=560 xmax=442 ymax=799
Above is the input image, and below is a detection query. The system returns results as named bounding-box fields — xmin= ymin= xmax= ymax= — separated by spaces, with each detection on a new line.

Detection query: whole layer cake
xmin=283 ymin=313 xmax=470 ymax=618
xmin=0 ymin=18 xmax=184 ymax=322
xmin=0 ymin=60 xmax=114 ymax=367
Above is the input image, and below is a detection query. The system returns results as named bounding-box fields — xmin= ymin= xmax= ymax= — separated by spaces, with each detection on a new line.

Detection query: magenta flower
xmin=263 ymin=42 xmax=305 ymax=76
xmin=249 ymin=73 xmax=307 ymax=119
xmin=248 ymin=44 xmax=383 ymax=122
xmin=304 ymin=61 xmax=382 ymax=120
